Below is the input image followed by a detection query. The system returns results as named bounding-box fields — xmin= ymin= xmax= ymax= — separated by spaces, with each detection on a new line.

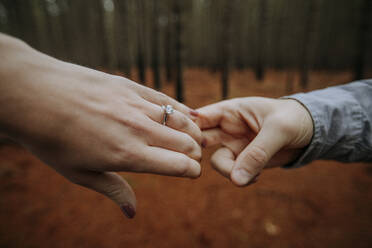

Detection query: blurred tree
xmin=210 ymin=1 xmax=222 ymax=73
xmin=1 ymin=0 xmax=371 ymax=87
xmin=114 ymin=0 xmax=131 ymax=77
xmin=220 ymin=0 xmax=235 ymax=99
xmin=255 ymin=0 xmax=267 ymax=81
xmin=285 ymin=69 xmax=294 ymax=93
xmin=151 ymin=0 xmax=161 ymax=89
xmin=174 ymin=0 xmax=183 ymax=102
xmin=58 ymin=0 xmax=80 ymax=62
xmin=6 ymin=0 xmax=37 ymax=46
xmin=86 ymin=0 xmax=109 ymax=67
xmin=135 ymin=0 xmax=146 ymax=83
xmin=164 ymin=0 xmax=175 ymax=83
xmin=232 ymin=0 xmax=244 ymax=70
xmin=272 ymin=0 xmax=286 ymax=70
xmin=299 ymin=0 xmax=319 ymax=89
xmin=32 ymin=0 xmax=51 ymax=55
xmin=103 ymin=0 xmax=119 ymax=70
xmin=95 ymin=0 xmax=110 ymax=68
xmin=41 ymin=0 xmax=65 ymax=60
xmin=353 ymin=0 xmax=371 ymax=80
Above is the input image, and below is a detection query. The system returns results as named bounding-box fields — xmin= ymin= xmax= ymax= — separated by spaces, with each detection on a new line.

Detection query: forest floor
xmin=0 ymin=69 xmax=371 ymax=248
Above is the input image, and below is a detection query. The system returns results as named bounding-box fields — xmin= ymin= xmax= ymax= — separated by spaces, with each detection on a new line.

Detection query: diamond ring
xmin=161 ymin=105 xmax=175 ymax=125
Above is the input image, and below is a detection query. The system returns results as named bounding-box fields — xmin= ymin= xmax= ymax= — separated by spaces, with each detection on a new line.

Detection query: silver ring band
xmin=162 ymin=105 xmax=175 ymax=125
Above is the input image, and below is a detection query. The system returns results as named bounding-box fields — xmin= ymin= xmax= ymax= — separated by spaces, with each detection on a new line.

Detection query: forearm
xmin=0 ymin=33 xmax=105 ymax=144
xmin=0 ymin=34 xmax=54 ymax=140
xmin=284 ymin=79 xmax=372 ymax=168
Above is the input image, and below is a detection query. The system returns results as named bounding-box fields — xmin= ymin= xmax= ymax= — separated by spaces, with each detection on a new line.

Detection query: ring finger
xmin=143 ymin=100 xmax=203 ymax=145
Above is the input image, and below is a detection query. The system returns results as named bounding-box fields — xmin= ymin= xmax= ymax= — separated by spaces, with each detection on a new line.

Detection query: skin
xmin=195 ymin=97 xmax=314 ymax=186
xmin=0 ymin=34 xmax=202 ymax=218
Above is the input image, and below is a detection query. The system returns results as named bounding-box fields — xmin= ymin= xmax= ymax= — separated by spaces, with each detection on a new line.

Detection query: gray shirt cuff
xmin=281 ymin=82 xmax=369 ymax=168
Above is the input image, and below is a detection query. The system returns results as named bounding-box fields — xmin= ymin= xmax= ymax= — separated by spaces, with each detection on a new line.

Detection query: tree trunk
xmin=174 ymin=0 xmax=183 ymax=102
xmin=136 ymin=0 xmax=146 ymax=83
xmin=151 ymin=0 xmax=161 ymax=90
xmin=299 ymin=0 xmax=319 ymax=89
xmin=353 ymin=0 xmax=371 ymax=80
xmin=114 ymin=0 xmax=131 ymax=77
xmin=164 ymin=0 xmax=174 ymax=83
xmin=286 ymin=71 xmax=294 ymax=94
xmin=220 ymin=0 xmax=235 ymax=99
xmin=32 ymin=0 xmax=51 ymax=55
xmin=255 ymin=0 xmax=267 ymax=81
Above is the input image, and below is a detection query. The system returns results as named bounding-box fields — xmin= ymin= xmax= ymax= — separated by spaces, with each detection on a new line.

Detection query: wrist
xmin=279 ymin=94 xmax=322 ymax=168
xmin=0 ymin=34 xmax=61 ymax=143
xmin=279 ymin=98 xmax=314 ymax=147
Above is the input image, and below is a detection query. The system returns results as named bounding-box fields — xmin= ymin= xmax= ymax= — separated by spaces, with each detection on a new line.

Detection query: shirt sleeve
xmin=281 ymin=79 xmax=372 ymax=168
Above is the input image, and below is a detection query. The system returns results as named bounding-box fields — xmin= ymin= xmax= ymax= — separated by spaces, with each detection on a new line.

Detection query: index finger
xmin=195 ymin=100 xmax=230 ymax=129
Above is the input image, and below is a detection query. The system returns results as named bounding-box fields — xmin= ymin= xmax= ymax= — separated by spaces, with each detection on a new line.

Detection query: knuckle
xmin=112 ymin=144 xmax=139 ymax=166
xmin=182 ymin=137 xmax=198 ymax=155
xmin=195 ymin=126 xmax=203 ymax=140
xmin=190 ymin=122 xmax=203 ymax=139
xmin=157 ymin=92 xmax=169 ymax=103
xmin=103 ymin=183 xmax=124 ymax=199
xmin=175 ymin=155 xmax=191 ymax=176
xmin=245 ymin=145 xmax=269 ymax=169
xmin=191 ymin=145 xmax=202 ymax=161
xmin=177 ymin=113 xmax=190 ymax=129
xmin=177 ymin=114 xmax=203 ymax=144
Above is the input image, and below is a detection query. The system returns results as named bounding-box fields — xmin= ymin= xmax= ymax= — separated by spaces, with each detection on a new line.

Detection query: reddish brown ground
xmin=0 ymin=69 xmax=372 ymax=248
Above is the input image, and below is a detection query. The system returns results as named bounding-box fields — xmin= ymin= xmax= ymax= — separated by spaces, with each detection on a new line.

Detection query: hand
xmin=195 ymin=97 xmax=313 ymax=186
xmin=0 ymin=35 xmax=202 ymax=218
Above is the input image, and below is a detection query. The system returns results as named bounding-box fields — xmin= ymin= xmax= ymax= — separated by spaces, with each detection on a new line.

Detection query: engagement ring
xmin=162 ymin=105 xmax=174 ymax=125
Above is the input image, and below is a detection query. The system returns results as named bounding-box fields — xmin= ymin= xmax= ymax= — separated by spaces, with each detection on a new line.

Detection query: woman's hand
xmin=0 ymin=34 xmax=202 ymax=218
xmin=195 ymin=97 xmax=313 ymax=186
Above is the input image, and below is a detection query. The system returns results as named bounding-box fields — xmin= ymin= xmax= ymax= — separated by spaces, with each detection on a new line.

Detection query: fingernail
xmin=231 ymin=168 xmax=253 ymax=186
xmin=190 ymin=109 xmax=199 ymax=117
xmin=121 ymin=204 xmax=136 ymax=219
xmin=201 ymin=139 xmax=207 ymax=148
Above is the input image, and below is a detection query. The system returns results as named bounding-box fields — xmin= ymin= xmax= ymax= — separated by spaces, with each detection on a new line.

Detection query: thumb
xmin=231 ymin=125 xmax=287 ymax=186
xmin=71 ymin=171 xmax=137 ymax=218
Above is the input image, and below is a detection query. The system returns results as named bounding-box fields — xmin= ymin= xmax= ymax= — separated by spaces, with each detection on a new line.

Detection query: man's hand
xmin=195 ymin=97 xmax=313 ymax=186
xmin=0 ymin=34 xmax=202 ymax=218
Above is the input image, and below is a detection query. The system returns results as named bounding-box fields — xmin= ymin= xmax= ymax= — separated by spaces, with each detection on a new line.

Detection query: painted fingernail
xmin=190 ymin=110 xmax=199 ymax=117
xmin=121 ymin=204 xmax=136 ymax=219
xmin=231 ymin=168 xmax=253 ymax=186
xmin=201 ymin=139 xmax=207 ymax=148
